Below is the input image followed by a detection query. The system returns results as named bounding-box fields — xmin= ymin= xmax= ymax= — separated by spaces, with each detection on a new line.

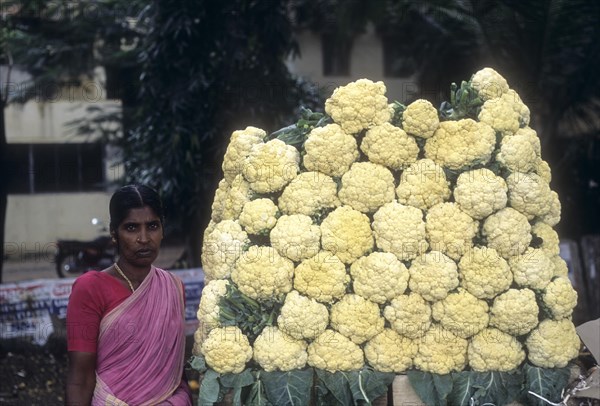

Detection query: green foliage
xmin=316 ymin=367 xmax=395 ymax=405
xmin=439 ymin=81 xmax=483 ymax=121
xmin=267 ymin=107 xmax=331 ymax=150
xmin=389 ymin=101 xmax=406 ymax=127
xmin=449 ymin=370 xmax=523 ymax=406
xmin=523 ymin=363 xmax=571 ymax=406
xmin=407 ymin=371 xmax=453 ymax=406
xmin=246 ymin=371 xmax=273 ymax=406
xmin=261 ymin=369 xmax=313 ymax=406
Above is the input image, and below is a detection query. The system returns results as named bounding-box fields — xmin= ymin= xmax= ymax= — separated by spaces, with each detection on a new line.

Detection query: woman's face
xmin=114 ymin=206 xmax=163 ymax=268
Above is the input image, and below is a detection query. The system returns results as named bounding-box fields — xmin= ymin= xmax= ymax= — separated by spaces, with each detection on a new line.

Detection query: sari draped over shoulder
xmin=92 ymin=266 xmax=190 ymax=406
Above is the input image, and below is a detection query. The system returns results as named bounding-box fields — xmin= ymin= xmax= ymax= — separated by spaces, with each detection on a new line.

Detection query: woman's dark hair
xmin=109 ymin=185 xmax=165 ymax=235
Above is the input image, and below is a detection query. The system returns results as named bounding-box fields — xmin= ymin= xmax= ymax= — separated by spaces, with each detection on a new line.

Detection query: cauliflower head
xmin=372 ymin=202 xmax=428 ymax=261
xmin=478 ymin=92 xmax=521 ymax=134
xmin=489 ymin=288 xmax=539 ymax=336
xmin=201 ymin=326 xmax=253 ymax=374
xmin=350 ymin=252 xmax=409 ymax=304
xmin=424 ymin=119 xmax=496 ymax=170
xmin=536 ymin=160 xmax=552 ymax=183
xmin=470 ymin=67 xmax=509 ymax=101
xmin=253 ymin=326 xmax=308 ymax=372
xmin=526 ymin=319 xmax=580 ymax=368
xmin=197 ymin=279 xmax=229 ymax=330
xmin=384 ymin=293 xmax=432 ymax=339
xmin=541 ymin=190 xmax=561 ymax=226
xmin=414 ymin=324 xmax=468 ymax=374
xmin=243 ymin=139 xmax=299 ymax=193
xmin=454 ymin=169 xmax=507 ymax=220
xmin=320 ymin=206 xmax=374 ymax=264
xmin=201 ymin=220 xmax=249 ymax=281
xmin=509 ymin=247 xmax=554 ymax=290
xmin=482 ymin=207 xmax=532 ymax=259
xmin=425 ymin=202 xmax=478 ymax=260
xmin=364 ymin=329 xmax=418 ymax=373
xmin=211 ymin=175 xmax=253 ymax=223
xmin=330 ymin=294 xmax=385 ymax=344
xmin=222 ymin=126 xmax=266 ymax=182
xmin=458 ymin=246 xmax=512 ymax=299
xmin=506 ymin=89 xmax=531 ymax=126
xmin=507 ymin=172 xmax=552 ymax=220
xmin=325 ymin=79 xmax=391 ymax=134
xmin=231 ymin=245 xmax=294 ymax=301
xmin=238 ymin=198 xmax=279 ymax=235
xmin=532 ymin=222 xmax=560 ymax=256
xmin=396 ymin=159 xmax=451 ymax=210
xmin=543 ymin=277 xmax=578 ymax=320
xmin=409 ymin=251 xmax=459 ymax=302
xmin=468 ymin=328 xmax=525 ymax=372
xmin=307 ymin=329 xmax=364 ymax=372
xmin=303 ymin=123 xmax=359 ymax=177
xmin=293 ymin=251 xmax=349 ymax=303
xmin=401 ymin=99 xmax=440 ymax=139
xmin=338 ymin=162 xmax=396 ymax=213
xmin=278 ymin=171 xmax=340 ymax=216
xmin=551 ymin=255 xmax=569 ymax=278
xmin=496 ymin=132 xmax=540 ymax=173
xmin=431 ymin=289 xmax=489 ymax=339
xmin=277 ymin=290 xmax=329 ymax=340
xmin=270 ymin=214 xmax=320 ymax=262
xmin=360 ymin=123 xmax=419 ymax=170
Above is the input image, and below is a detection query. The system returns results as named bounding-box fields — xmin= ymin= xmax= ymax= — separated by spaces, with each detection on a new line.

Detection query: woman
xmin=66 ymin=185 xmax=192 ymax=405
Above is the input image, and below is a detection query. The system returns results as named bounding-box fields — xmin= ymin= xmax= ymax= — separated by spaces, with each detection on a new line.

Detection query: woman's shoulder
xmin=72 ymin=270 xmax=118 ymax=292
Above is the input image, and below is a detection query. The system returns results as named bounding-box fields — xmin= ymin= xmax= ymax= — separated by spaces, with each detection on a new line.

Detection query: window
xmin=382 ymin=36 xmax=416 ymax=78
xmin=4 ymin=143 xmax=105 ymax=194
xmin=321 ymin=33 xmax=352 ymax=76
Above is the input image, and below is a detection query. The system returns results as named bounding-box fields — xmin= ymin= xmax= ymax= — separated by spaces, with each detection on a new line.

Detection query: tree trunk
xmin=0 ymin=102 xmax=7 ymax=282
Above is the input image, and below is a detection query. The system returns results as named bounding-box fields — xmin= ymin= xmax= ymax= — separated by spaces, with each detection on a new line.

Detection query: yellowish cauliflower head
xmin=507 ymin=172 xmax=552 ymax=220
xmin=350 ymin=252 xmax=409 ymax=304
xmin=458 ymin=246 xmax=512 ymax=299
xmin=425 ymin=202 xmax=478 ymax=260
xmin=243 ymin=139 xmax=299 ymax=193
xmin=424 ymin=119 xmax=496 ymax=170
xmin=526 ymin=319 xmax=580 ymax=368
xmin=482 ymin=207 xmax=532 ymax=259
xmin=361 ymin=123 xmax=419 ymax=170
xmin=231 ymin=245 xmax=294 ymax=301
xmin=338 ymin=162 xmax=396 ymax=213
xmin=497 ymin=132 xmax=540 ymax=173
xmin=252 ymin=326 xmax=308 ymax=372
xmin=543 ymin=277 xmax=578 ymax=320
xmin=509 ymin=247 xmax=554 ymax=290
xmin=278 ymin=171 xmax=340 ymax=216
xmin=303 ymin=123 xmax=359 ymax=177
xmin=478 ymin=92 xmax=521 ymax=134
xmin=364 ymin=329 xmax=418 ymax=373
xmin=201 ymin=220 xmax=250 ymax=280
xmin=201 ymin=326 xmax=253 ymax=374
xmin=320 ymin=206 xmax=374 ymax=264
xmin=270 ymin=214 xmax=320 ymax=262
xmin=409 ymin=251 xmax=459 ymax=302
xmin=197 ymin=279 xmax=229 ymax=331
xmin=536 ymin=160 xmax=552 ymax=183
xmin=277 ymin=290 xmax=329 ymax=340
xmin=414 ymin=324 xmax=468 ymax=374
xmin=373 ymin=201 xmax=428 ymax=261
xmin=238 ymin=198 xmax=279 ymax=235
xmin=468 ymin=328 xmax=525 ymax=372
xmin=325 ymin=79 xmax=391 ymax=134
xmin=541 ymin=190 xmax=561 ymax=226
xmin=532 ymin=222 xmax=560 ymax=256
xmin=210 ymin=175 xmax=253 ymax=223
xmin=307 ymin=329 xmax=364 ymax=372
xmin=293 ymin=251 xmax=349 ymax=303
xmin=489 ymin=288 xmax=539 ymax=336
xmin=453 ymin=169 xmax=508 ymax=219
xmin=401 ymin=99 xmax=440 ymax=139
xmin=470 ymin=67 xmax=509 ymax=100
xmin=431 ymin=289 xmax=489 ymax=338
xmin=330 ymin=294 xmax=385 ymax=344
xmin=506 ymin=89 xmax=531 ymax=126
xmin=222 ymin=126 xmax=266 ymax=182
xmin=384 ymin=293 xmax=432 ymax=339
xmin=396 ymin=159 xmax=451 ymax=210
xmin=551 ymin=255 xmax=569 ymax=278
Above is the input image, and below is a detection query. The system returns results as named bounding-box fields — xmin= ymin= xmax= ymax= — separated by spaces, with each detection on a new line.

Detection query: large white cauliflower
xmin=496 ymin=131 xmax=540 ymax=173
xmin=384 ymin=293 xmax=432 ymax=339
xmin=303 ymin=124 xmax=359 ymax=177
xmin=201 ymin=220 xmax=250 ymax=281
xmin=506 ymin=89 xmax=531 ymax=126
xmin=243 ymin=139 xmax=300 ymax=193
xmin=372 ymin=201 xmax=428 ymax=261
xmin=330 ymin=294 xmax=385 ymax=344
xmin=425 ymin=202 xmax=478 ymax=260
xmin=360 ymin=123 xmax=419 ymax=170
xmin=468 ymin=328 xmax=525 ymax=372
xmin=489 ymin=288 xmax=539 ymax=336
xmin=431 ymin=289 xmax=489 ymax=338
xmin=396 ymin=159 xmax=451 ymax=211
xmin=277 ymin=290 xmax=329 ymax=340
xmin=543 ymin=277 xmax=578 ymax=320
xmin=409 ymin=251 xmax=459 ymax=302
xmin=453 ymin=168 xmax=508 ymax=219
xmin=532 ymin=222 xmax=560 ymax=256
xmin=541 ymin=190 xmax=561 ymax=226
xmin=293 ymin=251 xmax=350 ymax=303
xmin=238 ymin=198 xmax=279 ymax=235
xmin=201 ymin=326 xmax=253 ymax=374
xmin=526 ymin=319 xmax=580 ymax=368
xmin=222 ymin=126 xmax=266 ymax=182
xmin=320 ymin=206 xmax=374 ymax=264
xmin=325 ymin=79 xmax=391 ymax=134
xmin=401 ymin=99 xmax=440 ymax=139
xmin=482 ymin=207 xmax=532 ymax=259
xmin=338 ymin=162 xmax=396 ymax=213
xmin=307 ymin=329 xmax=364 ymax=372
xmin=414 ymin=324 xmax=468 ymax=374
xmin=196 ymin=279 xmax=229 ymax=331
xmin=253 ymin=326 xmax=308 ymax=372
xmin=470 ymin=67 xmax=509 ymax=101
xmin=277 ymin=171 xmax=340 ymax=216
xmin=506 ymin=172 xmax=552 ymax=220
xmin=478 ymin=92 xmax=521 ymax=134
xmin=458 ymin=246 xmax=512 ymax=299
xmin=364 ymin=329 xmax=418 ymax=373
xmin=509 ymin=247 xmax=554 ymax=290
xmin=270 ymin=214 xmax=320 ymax=262
xmin=350 ymin=252 xmax=409 ymax=304
xmin=210 ymin=175 xmax=253 ymax=223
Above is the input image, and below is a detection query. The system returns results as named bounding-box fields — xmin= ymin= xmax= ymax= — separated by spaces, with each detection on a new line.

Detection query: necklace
xmin=114 ymin=263 xmax=135 ymax=292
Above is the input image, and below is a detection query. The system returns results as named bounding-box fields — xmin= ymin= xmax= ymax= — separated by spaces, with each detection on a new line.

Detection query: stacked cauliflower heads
xmin=194 ymin=70 xmax=580 ymax=378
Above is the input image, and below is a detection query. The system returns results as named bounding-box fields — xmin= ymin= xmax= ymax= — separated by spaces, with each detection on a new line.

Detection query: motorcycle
xmin=55 ymin=218 xmax=116 ymax=278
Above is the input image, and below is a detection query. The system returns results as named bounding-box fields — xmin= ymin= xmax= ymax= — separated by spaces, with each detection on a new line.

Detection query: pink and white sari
xmin=92 ymin=266 xmax=191 ymax=405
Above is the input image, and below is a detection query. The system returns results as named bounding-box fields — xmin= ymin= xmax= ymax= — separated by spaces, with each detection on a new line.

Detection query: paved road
xmin=2 ymin=244 xmax=185 ymax=283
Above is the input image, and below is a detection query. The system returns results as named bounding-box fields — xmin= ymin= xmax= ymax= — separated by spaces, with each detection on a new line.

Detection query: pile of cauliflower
xmin=194 ymin=68 xmax=580 ymax=377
